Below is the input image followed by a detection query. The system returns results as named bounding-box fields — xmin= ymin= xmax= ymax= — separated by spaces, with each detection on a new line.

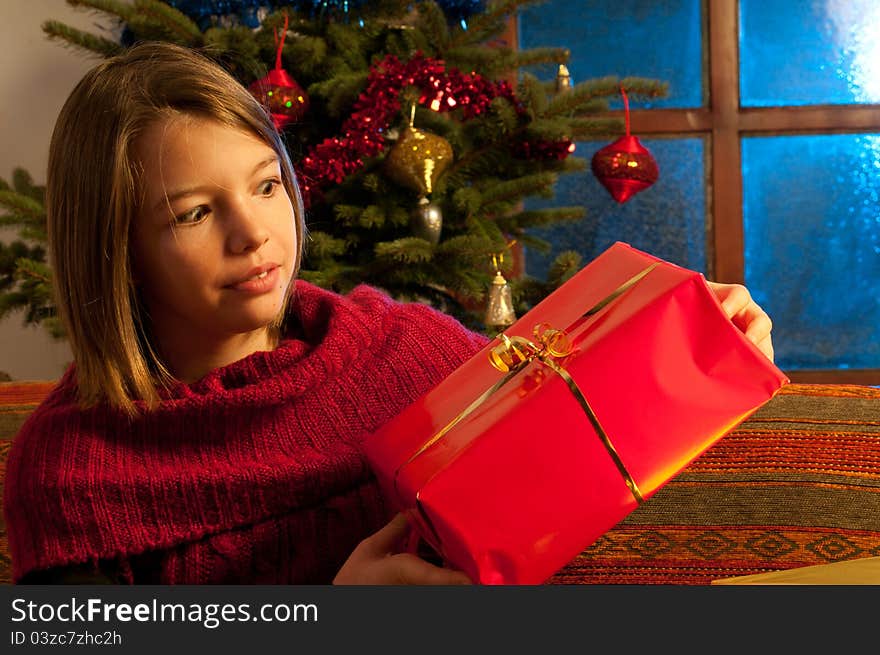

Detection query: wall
xmin=0 ymin=1 xmax=109 ymax=380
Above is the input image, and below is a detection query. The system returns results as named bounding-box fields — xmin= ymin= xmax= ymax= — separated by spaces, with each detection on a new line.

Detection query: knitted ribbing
xmin=3 ymin=282 xmax=488 ymax=583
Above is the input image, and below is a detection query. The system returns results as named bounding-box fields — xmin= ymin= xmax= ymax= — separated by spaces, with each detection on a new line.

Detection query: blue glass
xmin=518 ymin=0 xmax=704 ymax=109
xmin=742 ymin=134 xmax=880 ymax=370
xmin=740 ymin=0 xmax=880 ymax=106
xmin=525 ymin=138 xmax=707 ymax=279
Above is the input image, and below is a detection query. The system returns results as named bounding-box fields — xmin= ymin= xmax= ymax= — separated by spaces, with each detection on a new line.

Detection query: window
xmin=518 ymin=0 xmax=880 ymax=384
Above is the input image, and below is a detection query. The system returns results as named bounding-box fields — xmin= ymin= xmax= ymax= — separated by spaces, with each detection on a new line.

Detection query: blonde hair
xmin=47 ymin=41 xmax=306 ymax=417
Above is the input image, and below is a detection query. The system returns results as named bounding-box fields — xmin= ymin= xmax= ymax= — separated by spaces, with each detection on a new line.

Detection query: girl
xmin=3 ymin=42 xmax=773 ymax=585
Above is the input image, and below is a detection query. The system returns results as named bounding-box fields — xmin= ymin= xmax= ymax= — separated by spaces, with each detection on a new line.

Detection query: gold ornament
xmin=384 ymin=108 xmax=453 ymax=196
xmin=556 ymin=64 xmax=572 ymax=93
xmin=484 ymin=253 xmax=516 ymax=328
xmin=411 ymin=197 xmax=443 ymax=244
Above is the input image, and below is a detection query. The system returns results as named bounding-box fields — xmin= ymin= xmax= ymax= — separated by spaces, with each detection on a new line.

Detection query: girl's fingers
xmin=393 ymin=554 xmax=472 ymax=585
xmin=755 ymin=334 xmax=775 ymax=362
xmin=744 ymin=311 xmax=773 ymax=345
xmin=707 ymin=281 xmax=774 ymax=362
xmin=362 ymin=513 xmax=410 ymax=555
xmin=718 ymin=284 xmax=751 ymax=319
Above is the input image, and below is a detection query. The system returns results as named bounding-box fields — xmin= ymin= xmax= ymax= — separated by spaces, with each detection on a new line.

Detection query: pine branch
xmin=202 ymin=26 xmax=261 ymax=79
xmin=463 ymin=214 xmax=506 ymax=247
xmin=547 ymin=250 xmax=582 ymax=286
xmin=518 ymin=73 xmax=549 ymax=117
xmin=358 ymin=205 xmax=386 ymax=229
xmin=568 ymin=117 xmax=624 ymax=139
xmin=436 ymin=234 xmax=492 ymax=261
xmin=451 ymin=187 xmax=482 ymax=217
xmin=0 ymin=192 xmax=44 ymax=225
xmin=283 ymin=34 xmax=328 ymax=77
xmin=309 ymin=71 xmax=370 ymax=118
xmin=42 ymin=316 xmax=68 ymax=340
xmin=450 ymin=0 xmax=523 ymax=45
xmin=67 ymin=0 xmax=134 ymax=22
xmin=374 ymin=237 xmax=435 ymax=263
xmin=510 ymin=47 xmax=570 ymax=69
xmin=619 ymin=76 xmax=670 ymax=100
xmin=11 ymin=169 xmax=43 ymax=200
xmin=298 ymin=266 xmax=342 ymax=289
xmin=445 ymin=136 xmax=515 ymax=182
xmin=0 ymin=242 xmax=41 ymax=287
xmin=480 ymin=172 xmax=558 ymax=207
xmin=333 ymin=204 xmax=363 ymax=226
xmin=19 ymin=226 xmax=48 ymax=243
xmin=497 ymin=206 xmax=586 ymax=231
xmin=304 ymin=231 xmax=348 ymax=261
xmin=543 ymin=76 xmax=667 ymax=119
xmin=445 ymin=45 xmax=514 ymax=74
xmin=432 ymin=268 xmax=486 ymax=304
xmin=513 ymin=233 xmax=552 ymax=254
xmin=416 ymin=1 xmax=451 ymax=52
xmin=526 ymin=119 xmax=577 ymax=143
xmin=543 ymin=76 xmax=622 ymax=117
xmin=133 ymin=0 xmax=201 ymax=43
xmin=325 ymin=22 xmax=370 ymax=71
xmin=42 ymin=20 xmax=123 ymax=57
xmin=15 ymin=258 xmax=53 ymax=285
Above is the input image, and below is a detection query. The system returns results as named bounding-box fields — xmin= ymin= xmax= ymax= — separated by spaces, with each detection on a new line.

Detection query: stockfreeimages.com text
xmin=11 ymin=597 xmax=317 ymax=630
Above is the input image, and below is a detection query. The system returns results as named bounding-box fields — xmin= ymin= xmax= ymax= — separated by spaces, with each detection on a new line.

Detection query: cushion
xmin=1 ymin=381 xmax=57 ymax=585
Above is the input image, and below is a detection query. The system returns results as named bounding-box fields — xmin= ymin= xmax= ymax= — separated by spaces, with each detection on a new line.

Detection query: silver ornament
xmin=411 ymin=196 xmax=442 ymax=244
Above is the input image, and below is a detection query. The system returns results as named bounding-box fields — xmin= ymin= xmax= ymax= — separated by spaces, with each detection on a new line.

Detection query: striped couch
xmin=2 ymin=381 xmax=880 ymax=585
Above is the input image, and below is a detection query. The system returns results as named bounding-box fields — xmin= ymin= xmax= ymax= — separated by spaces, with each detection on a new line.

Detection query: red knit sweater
xmin=3 ymin=282 xmax=488 ymax=583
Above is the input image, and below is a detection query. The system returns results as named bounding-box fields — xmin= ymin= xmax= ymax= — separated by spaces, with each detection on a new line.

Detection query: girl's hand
xmin=333 ymin=513 xmax=472 ymax=585
xmin=706 ymin=281 xmax=774 ymax=362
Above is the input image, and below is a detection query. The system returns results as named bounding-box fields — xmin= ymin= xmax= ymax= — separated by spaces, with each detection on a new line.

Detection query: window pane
xmin=740 ymin=0 xmax=880 ymax=106
xmin=742 ymin=134 xmax=880 ymax=370
xmin=518 ymin=0 xmax=704 ymax=109
xmin=525 ymin=138 xmax=708 ymax=279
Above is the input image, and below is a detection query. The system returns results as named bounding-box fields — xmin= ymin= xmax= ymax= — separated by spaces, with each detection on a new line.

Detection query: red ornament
xmin=248 ymin=14 xmax=309 ymax=130
xmin=591 ymin=86 xmax=658 ymax=203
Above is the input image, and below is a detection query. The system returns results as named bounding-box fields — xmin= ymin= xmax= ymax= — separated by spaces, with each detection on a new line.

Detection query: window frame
xmin=513 ymin=0 xmax=880 ymax=385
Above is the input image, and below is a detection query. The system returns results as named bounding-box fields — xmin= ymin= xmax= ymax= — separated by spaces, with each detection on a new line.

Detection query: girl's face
xmin=131 ymin=116 xmax=297 ymax=371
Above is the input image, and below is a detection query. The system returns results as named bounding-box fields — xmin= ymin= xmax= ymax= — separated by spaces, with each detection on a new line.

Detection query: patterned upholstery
xmin=551 ymin=384 xmax=880 ymax=584
xmin=0 ymin=381 xmax=56 ymax=585
xmin=2 ymin=381 xmax=880 ymax=585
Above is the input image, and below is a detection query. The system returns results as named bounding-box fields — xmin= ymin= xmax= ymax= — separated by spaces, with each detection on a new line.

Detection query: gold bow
xmin=488 ymin=323 xmax=573 ymax=373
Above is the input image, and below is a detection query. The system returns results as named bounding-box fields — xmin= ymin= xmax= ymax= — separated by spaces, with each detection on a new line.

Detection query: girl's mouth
xmin=226 ymin=266 xmax=280 ymax=294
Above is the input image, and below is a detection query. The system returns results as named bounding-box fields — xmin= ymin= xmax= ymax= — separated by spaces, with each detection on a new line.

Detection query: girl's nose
xmin=226 ymin=198 xmax=270 ymax=253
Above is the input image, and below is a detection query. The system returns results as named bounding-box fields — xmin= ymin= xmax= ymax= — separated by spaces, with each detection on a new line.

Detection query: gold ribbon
xmin=395 ymin=262 xmax=660 ymax=508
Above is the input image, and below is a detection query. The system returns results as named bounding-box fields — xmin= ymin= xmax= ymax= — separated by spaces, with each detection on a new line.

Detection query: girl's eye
xmin=258 ymin=179 xmax=280 ymax=197
xmin=176 ymin=205 xmax=209 ymax=224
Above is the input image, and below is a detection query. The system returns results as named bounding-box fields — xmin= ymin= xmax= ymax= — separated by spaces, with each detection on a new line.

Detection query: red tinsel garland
xmin=295 ymin=53 xmax=572 ymax=207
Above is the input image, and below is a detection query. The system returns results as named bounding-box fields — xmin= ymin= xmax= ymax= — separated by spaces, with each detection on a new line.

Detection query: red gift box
xmin=364 ymin=242 xmax=789 ymax=584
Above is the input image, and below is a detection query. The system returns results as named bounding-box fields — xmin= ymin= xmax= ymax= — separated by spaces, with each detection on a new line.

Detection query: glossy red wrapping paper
xmin=364 ymin=242 xmax=789 ymax=584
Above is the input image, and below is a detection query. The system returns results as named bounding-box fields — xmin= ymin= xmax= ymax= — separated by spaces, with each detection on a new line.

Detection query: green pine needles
xmin=0 ymin=170 xmax=63 ymax=338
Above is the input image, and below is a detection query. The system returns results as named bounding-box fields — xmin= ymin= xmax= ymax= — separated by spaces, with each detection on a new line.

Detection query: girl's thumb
xmin=366 ymin=512 xmax=411 ymax=553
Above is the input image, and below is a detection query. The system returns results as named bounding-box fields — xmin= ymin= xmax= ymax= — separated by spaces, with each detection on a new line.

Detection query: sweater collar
xmin=153 ymin=280 xmax=379 ymax=402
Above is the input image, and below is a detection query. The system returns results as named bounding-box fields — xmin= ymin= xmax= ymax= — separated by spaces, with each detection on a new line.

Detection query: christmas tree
xmin=0 ymin=0 xmax=665 ymax=336
xmin=0 ymin=170 xmax=63 ymax=338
